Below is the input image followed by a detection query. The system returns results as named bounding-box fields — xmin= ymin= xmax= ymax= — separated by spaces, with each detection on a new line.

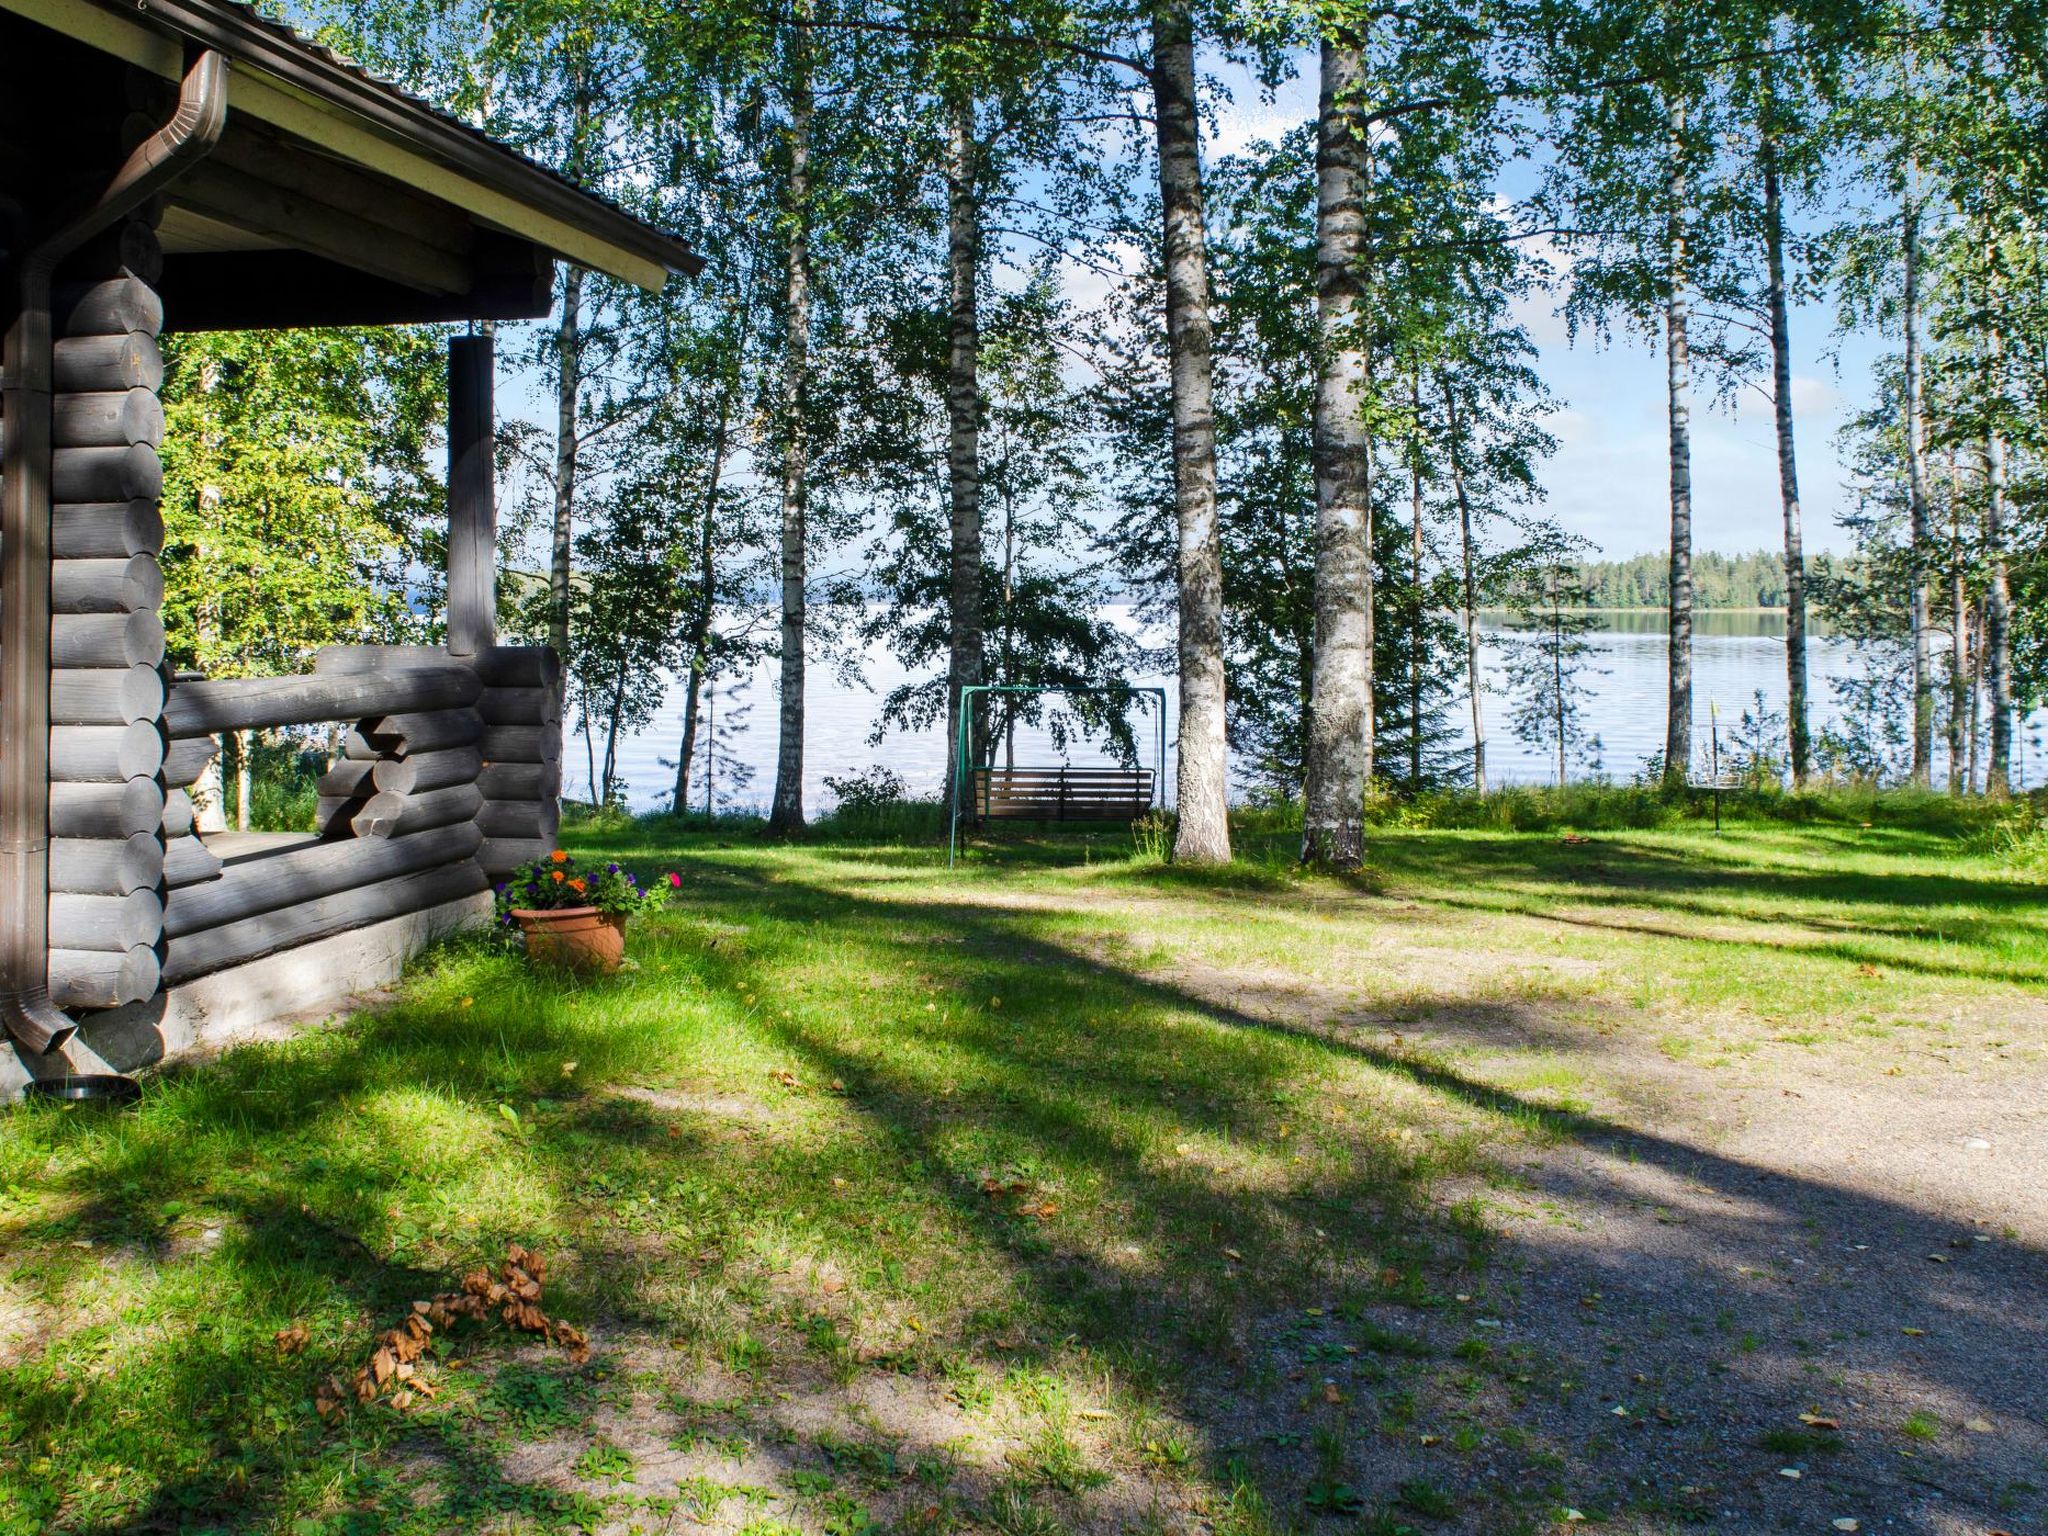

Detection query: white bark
xmin=1151 ymin=0 xmax=1231 ymax=864
xmin=943 ymin=95 xmax=986 ymax=810
xmin=1300 ymin=31 xmax=1373 ymax=868
xmin=1663 ymin=96 xmax=1694 ymax=785
xmin=767 ymin=36 xmax=813 ymax=835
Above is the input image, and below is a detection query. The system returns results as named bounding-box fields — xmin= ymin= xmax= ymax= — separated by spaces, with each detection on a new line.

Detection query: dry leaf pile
xmin=313 ymin=1245 xmax=588 ymax=1421
xmin=979 ymin=1174 xmax=1058 ymax=1221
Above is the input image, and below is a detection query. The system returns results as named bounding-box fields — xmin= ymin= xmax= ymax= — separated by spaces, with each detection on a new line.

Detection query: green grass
xmin=0 ymin=788 xmax=2041 ymax=1532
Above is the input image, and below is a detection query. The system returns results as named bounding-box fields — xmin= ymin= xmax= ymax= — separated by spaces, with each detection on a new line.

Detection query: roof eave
xmin=2 ymin=0 xmax=702 ymax=288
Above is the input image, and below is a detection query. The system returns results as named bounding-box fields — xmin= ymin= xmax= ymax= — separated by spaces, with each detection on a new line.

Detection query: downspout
xmin=2 ymin=52 xmax=228 ymax=1056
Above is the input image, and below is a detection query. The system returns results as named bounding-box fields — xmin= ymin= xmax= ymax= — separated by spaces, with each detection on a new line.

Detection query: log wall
xmin=313 ymin=645 xmax=561 ymax=879
xmin=12 ymin=307 xmax=563 ymax=1018
xmin=30 ymin=222 xmax=178 ymax=1008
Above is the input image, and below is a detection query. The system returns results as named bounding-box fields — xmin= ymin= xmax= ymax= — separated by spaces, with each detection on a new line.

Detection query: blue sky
xmin=1206 ymin=63 xmax=1879 ymax=562
xmin=496 ymin=48 xmax=1889 ymax=567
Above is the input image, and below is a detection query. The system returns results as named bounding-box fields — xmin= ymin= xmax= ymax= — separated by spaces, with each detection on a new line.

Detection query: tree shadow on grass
xmin=4 ymin=831 xmax=2043 ymax=1534
xmin=696 ymin=854 xmax=2048 ymax=1532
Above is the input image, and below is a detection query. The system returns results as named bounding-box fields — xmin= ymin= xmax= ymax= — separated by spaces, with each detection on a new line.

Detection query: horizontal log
xmin=315 ymin=643 xmax=560 ymax=690
xmin=37 ymin=611 xmax=165 ymax=668
xmin=478 ymin=687 xmax=551 ymax=727
xmin=163 ymin=789 xmax=195 ymax=838
xmin=165 ymin=665 xmax=480 ymax=737
xmin=164 ymin=820 xmax=480 ymax=940
xmin=479 ymin=725 xmax=560 ymax=764
xmin=51 ymin=665 xmax=166 ymax=726
xmin=52 ymin=443 xmax=161 ymax=504
xmin=54 ymin=501 xmax=163 ymax=560
xmin=51 ymin=552 xmax=162 ymax=614
xmin=373 ymin=746 xmax=481 ymax=796
xmin=163 ymin=859 xmax=487 ymax=985
xmin=477 ymin=798 xmax=559 ymax=841
xmin=73 ymin=611 xmax=166 ymax=668
xmin=51 ymin=833 xmax=164 ymax=896
xmin=316 ymin=758 xmax=377 ymax=798
xmin=49 ymin=778 xmax=166 ymax=838
xmin=163 ymin=734 xmax=222 ymax=789
xmin=477 ymin=647 xmax=561 ymax=691
xmin=51 ymin=721 xmax=165 ymax=782
xmin=342 ymin=790 xmax=406 ymax=839
xmin=349 ymin=707 xmax=483 ymax=758
xmin=55 ymin=276 xmax=163 ymax=339
xmin=316 ymin=793 xmax=372 ymax=839
xmin=50 ymin=945 xmax=160 ymax=1011
xmin=53 ymin=389 xmax=163 ymax=449
xmin=163 ymin=834 xmax=224 ymax=888
xmin=476 ymin=760 xmax=554 ymax=801
xmin=480 ymin=837 xmax=553 ymax=878
xmin=313 ymin=643 xmax=444 ymax=674
xmin=369 ymin=783 xmax=481 ymax=840
xmin=50 ymin=888 xmax=164 ymax=952
xmin=52 ymin=332 xmax=163 ymax=393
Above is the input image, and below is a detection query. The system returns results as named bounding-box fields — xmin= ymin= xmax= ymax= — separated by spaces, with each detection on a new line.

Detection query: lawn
xmin=1 ymin=794 xmax=2045 ymax=1535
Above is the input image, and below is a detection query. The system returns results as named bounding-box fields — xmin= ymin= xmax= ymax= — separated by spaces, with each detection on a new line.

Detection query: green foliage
xmin=158 ymin=327 xmax=444 ymax=676
xmin=1575 ymin=551 xmax=1796 ymax=611
xmin=1500 ymin=547 xmax=1607 ymax=785
xmin=493 ymin=849 xmax=676 ymax=919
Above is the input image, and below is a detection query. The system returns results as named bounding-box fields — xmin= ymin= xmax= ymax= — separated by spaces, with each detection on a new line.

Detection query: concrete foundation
xmin=2 ymin=892 xmax=490 ymax=1099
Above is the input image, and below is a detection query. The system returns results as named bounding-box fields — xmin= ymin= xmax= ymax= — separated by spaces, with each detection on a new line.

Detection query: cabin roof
xmin=1 ymin=0 xmax=700 ymax=328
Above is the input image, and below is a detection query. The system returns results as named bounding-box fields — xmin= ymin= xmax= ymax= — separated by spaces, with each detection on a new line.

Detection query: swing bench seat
xmin=973 ymin=766 xmax=1155 ymax=823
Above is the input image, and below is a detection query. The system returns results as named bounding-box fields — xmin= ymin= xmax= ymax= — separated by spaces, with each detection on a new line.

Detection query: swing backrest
xmin=974 ymin=766 xmax=1155 ymax=822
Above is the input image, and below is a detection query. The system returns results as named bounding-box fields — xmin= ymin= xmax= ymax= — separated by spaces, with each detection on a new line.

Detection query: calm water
xmin=571 ymin=608 xmax=2048 ymax=813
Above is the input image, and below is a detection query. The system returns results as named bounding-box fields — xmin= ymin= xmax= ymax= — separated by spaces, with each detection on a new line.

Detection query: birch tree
xmin=1300 ymin=25 xmax=1373 ymax=865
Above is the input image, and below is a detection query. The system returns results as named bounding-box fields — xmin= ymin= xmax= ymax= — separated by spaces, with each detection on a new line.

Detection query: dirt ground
xmin=1143 ymin=921 xmax=2048 ymax=1536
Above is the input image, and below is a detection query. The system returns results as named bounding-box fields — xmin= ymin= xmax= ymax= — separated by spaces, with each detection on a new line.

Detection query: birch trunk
xmin=1983 ymin=258 xmax=2014 ymax=796
xmin=1300 ymin=30 xmax=1372 ymax=868
xmin=672 ymin=257 xmax=757 ymax=816
xmin=1663 ymin=97 xmax=1694 ymax=787
xmin=1948 ymin=454 xmax=1969 ymax=793
xmin=601 ymin=651 xmax=629 ymax=805
xmin=548 ymin=263 xmax=584 ymax=661
xmin=1760 ymin=113 xmax=1810 ymax=786
xmin=766 ymin=42 xmax=813 ymax=836
xmin=672 ymin=403 xmax=728 ymax=815
xmin=1408 ymin=419 xmax=1424 ymax=791
xmin=1443 ymin=378 xmax=1486 ymax=793
xmin=1151 ymin=0 xmax=1230 ymax=864
xmin=1552 ymin=597 xmax=1566 ymax=788
xmin=943 ymin=94 xmax=986 ymax=808
xmin=1901 ymin=157 xmax=1935 ymax=784
xmin=234 ymin=728 xmax=251 ymax=832
xmin=1985 ymin=419 xmax=2014 ymax=794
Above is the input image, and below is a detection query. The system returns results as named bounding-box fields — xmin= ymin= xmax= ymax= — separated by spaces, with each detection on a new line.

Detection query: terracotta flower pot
xmin=509 ymin=906 xmax=627 ymax=973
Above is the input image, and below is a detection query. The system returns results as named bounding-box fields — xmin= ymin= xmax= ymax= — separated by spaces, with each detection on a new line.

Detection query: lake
xmin=570 ymin=608 xmax=2048 ymax=813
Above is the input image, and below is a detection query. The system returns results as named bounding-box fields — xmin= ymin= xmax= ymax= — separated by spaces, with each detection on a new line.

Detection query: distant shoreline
xmin=1480 ymin=605 xmax=1793 ymax=615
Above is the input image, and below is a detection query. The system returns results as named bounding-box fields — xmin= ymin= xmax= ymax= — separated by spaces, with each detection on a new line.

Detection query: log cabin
xmin=0 ymin=0 xmax=698 ymax=1088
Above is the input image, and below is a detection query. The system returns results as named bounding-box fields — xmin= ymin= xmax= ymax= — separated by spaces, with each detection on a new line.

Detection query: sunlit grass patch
xmin=0 ymin=793 xmax=2039 ymax=1531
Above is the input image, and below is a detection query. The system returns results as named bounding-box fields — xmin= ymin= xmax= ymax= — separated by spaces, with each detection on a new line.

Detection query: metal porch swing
xmin=946 ymin=685 xmax=1168 ymax=867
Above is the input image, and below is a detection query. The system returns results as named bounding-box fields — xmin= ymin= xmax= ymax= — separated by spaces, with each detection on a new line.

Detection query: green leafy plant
xmin=495 ymin=849 xmax=676 ymax=921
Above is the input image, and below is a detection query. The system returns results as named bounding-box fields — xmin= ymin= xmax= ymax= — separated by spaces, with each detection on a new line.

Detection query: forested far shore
xmin=1578 ymin=550 xmax=1799 ymax=610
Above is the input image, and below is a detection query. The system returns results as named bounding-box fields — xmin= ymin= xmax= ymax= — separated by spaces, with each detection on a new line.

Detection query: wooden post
xmin=446 ymin=334 xmax=496 ymax=659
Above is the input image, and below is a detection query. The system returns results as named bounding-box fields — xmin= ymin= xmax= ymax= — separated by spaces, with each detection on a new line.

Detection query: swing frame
xmin=946 ymin=685 xmax=1168 ymax=868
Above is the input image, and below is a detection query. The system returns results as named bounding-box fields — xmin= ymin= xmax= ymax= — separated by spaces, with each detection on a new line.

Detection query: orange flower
xmin=550 ymin=849 xmax=569 ymax=863
xmin=551 ymin=870 xmax=565 ymax=883
xmin=567 ymin=878 xmax=586 ymax=893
